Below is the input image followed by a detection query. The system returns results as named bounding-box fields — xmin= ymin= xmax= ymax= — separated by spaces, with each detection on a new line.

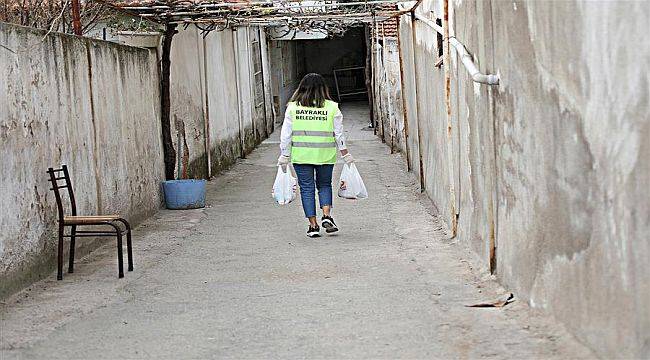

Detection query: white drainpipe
xmin=449 ymin=37 xmax=499 ymax=85
xmin=414 ymin=12 xmax=499 ymax=85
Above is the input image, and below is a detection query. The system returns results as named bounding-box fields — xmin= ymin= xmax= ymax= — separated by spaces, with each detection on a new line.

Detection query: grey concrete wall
xmin=389 ymin=1 xmax=649 ymax=357
xmin=403 ymin=16 xmax=456 ymax=227
xmin=268 ymin=40 xmax=303 ymax=123
xmin=0 ymin=22 xmax=276 ymax=298
xmin=169 ymin=25 xmax=272 ymax=178
xmin=260 ymin=29 xmax=275 ymax=136
xmin=0 ymin=22 xmax=164 ymax=298
xmin=234 ymin=27 xmax=256 ymax=152
xmin=203 ymin=28 xmax=243 ymax=173
xmin=248 ymin=28 xmax=271 ymax=143
xmin=372 ymin=38 xmax=406 ymax=155
xmin=397 ymin=18 xmax=422 ymax=181
xmin=169 ymin=27 xmax=207 ymax=178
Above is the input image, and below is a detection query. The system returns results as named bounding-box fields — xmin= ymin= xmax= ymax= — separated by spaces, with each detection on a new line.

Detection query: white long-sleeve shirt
xmin=279 ymin=106 xmax=348 ymax=157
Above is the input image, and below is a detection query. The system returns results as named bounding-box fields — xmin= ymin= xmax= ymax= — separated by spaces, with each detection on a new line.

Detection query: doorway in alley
xmin=296 ymin=27 xmax=369 ymax=103
xmin=268 ymin=26 xmax=371 ymax=124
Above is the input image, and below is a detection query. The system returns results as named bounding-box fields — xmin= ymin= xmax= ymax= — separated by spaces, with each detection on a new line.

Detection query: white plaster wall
xmin=204 ymin=29 xmax=244 ymax=170
xmin=170 ymin=25 xmax=272 ymax=176
xmin=249 ymin=27 xmax=269 ymax=142
xmin=205 ymin=29 xmax=240 ymax=142
xmin=268 ymin=40 xmax=302 ymax=123
xmin=169 ymin=27 xmax=208 ymax=177
xmin=488 ymin=2 xmax=649 ymax=357
xmin=0 ymin=22 xmax=164 ymax=297
xmin=0 ymin=22 xmax=276 ymax=298
xmin=374 ymin=39 xmax=406 ymax=154
xmin=260 ymin=29 xmax=275 ymax=136
xmin=397 ymin=16 xmax=422 ymax=180
xmin=234 ymin=27 xmax=256 ymax=152
xmin=392 ymin=1 xmax=650 ymax=357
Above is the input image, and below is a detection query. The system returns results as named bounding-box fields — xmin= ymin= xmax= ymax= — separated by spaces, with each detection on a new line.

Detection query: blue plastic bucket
xmin=162 ymin=179 xmax=207 ymax=209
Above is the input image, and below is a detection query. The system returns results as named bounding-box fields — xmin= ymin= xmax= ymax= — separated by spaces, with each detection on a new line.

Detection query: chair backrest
xmin=47 ymin=165 xmax=77 ymax=222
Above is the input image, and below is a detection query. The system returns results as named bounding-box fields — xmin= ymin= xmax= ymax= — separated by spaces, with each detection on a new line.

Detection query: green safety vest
xmin=289 ymin=100 xmax=338 ymax=164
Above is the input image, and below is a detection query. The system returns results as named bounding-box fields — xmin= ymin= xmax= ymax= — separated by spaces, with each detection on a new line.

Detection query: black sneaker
xmin=307 ymin=225 xmax=321 ymax=238
xmin=321 ymin=216 xmax=339 ymax=234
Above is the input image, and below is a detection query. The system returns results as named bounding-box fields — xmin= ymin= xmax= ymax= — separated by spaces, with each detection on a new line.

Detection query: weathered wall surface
xmin=372 ymin=38 xmax=406 ymax=155
xmin=268 ymin=40 xmax=303 ymax=122
xmin=1 ymin=23 xmax=278 ymax=298
xmin=169 ymin=25 xmax=273 ymax=178
xmin=488 ymin=3 xmax=649 ymax=357
xmin=396 ymin=18 xmax=421 ymax=181
xmin=396 ymin=15 xmax=455 ymax=226
xmin=391 ymin=1 xmax=649 ymax=357
xmin=203 ymin=29 xmax=243 ymax=173
xmin=169 ymin=27 xmax=207 ymax=178
xmin=233 ymin=27 xmax=256 ymax=152
xmin=0 ymin=22 xmax=164 ymax=298
xmin=259 ymin=29 xmax=275 ymax=136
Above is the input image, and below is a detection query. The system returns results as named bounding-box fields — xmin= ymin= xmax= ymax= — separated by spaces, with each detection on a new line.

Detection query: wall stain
xmin=85 ymin=40 xmax=103 ymax=214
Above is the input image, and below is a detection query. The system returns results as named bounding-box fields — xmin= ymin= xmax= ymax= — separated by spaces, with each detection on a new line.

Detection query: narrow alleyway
xmin=1 ymin=103 xmax=593 ymax=359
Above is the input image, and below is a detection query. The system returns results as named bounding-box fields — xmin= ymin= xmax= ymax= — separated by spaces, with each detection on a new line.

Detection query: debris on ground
xmin=465 ymin=293 xmax=515 ymax=308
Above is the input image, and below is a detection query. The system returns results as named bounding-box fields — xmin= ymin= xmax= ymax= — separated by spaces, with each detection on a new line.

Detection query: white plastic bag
xmin=338 ymin=163 xmax=368 ymax=199
xmin=272 ymin=165 xmax=297 ymax=205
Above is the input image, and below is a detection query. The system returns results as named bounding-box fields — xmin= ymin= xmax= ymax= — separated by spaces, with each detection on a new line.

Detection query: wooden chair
xmin=47 ymin=165 xmax=133 ymax=280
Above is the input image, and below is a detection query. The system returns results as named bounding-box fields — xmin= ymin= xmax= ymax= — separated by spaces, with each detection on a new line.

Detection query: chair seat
xmin=63 ymin=215 xmax=122 ymax=224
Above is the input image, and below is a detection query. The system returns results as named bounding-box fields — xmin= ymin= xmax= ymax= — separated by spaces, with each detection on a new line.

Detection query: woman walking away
xmin=278 ymin=73 xmax=355 ymax=238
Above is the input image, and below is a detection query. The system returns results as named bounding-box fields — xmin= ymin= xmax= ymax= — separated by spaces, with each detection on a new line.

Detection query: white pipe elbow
xmin=471 ymin=72 xmax=499 ymax=85
xmin=413 ymin=16 xmax=500 ymax=85
xmin=452 ymin=39 xmax=499 ymax=85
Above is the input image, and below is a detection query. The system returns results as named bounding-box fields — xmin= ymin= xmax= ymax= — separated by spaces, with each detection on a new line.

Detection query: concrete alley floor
xmin=1 ymin=103 xmax=594 ymax=359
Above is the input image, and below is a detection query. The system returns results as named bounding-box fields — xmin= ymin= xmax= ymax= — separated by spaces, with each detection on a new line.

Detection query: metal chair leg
xmin=57 ymin=224 xmax=64 ymax=280
xmin=117 ymin=230 xmax=124 ymax=278
xmin=126 ymin=223 xmax=133 ymax=272
xmin=68 ymin=225 xmax=76 ymax=273
xmin=116 ymin=218 xmax=134 ymax=272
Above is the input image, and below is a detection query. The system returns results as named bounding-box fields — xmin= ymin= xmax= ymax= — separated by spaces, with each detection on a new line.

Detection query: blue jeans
xmin=293 ymin=164 xmax=334 ymax=218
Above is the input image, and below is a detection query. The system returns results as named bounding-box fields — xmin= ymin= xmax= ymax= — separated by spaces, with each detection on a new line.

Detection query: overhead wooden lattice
xmin=100 ymin=0 xmax=413 ymax=32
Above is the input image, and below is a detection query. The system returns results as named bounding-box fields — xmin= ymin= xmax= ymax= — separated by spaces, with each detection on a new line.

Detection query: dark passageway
xmin=297 ymin=27 xmax=368 ymax=103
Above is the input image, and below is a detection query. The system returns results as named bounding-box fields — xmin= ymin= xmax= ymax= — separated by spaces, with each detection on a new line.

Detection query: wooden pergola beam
xmin=99 ymin=0 xmax=408 ymax=28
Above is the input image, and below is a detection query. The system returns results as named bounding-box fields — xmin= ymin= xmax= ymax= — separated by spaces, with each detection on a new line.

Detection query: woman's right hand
xmin=277 ymin=154 xmax=290 ymax=167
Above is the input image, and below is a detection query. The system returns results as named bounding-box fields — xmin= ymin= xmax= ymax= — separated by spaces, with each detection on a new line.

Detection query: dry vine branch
xmin=1 ymin=0 xmax=111 ymax=34
xmin=97 ymin=0 xmax=403 ymax=37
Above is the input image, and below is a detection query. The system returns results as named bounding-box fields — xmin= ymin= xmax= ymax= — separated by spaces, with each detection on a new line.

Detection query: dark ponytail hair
xmin=290 ymin=73 xmax=332 ymax=108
